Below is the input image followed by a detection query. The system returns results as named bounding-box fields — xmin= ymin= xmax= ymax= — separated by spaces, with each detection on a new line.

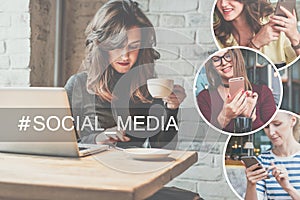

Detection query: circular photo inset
xmin=223 ymin=110 xmax=300 ymax=199
xmin=211 ymin=0 xmax=300 ymax=69
xmin=194 ymin=47 xmax=282 ymax=135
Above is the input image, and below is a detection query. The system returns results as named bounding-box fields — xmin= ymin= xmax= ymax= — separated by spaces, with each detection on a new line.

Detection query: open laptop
xmin=0 ymin=87 xmax=108 ymax=157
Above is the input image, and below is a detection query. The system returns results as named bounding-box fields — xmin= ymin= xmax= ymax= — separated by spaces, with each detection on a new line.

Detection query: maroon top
xmin=197 ymin=84 xmax=276 ymax=133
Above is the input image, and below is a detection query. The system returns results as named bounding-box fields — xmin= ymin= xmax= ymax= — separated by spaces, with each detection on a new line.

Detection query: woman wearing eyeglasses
xmin=213 ymin=0 xmax=300 ymax=66
xmin=196 ymin=48 xmax=276 ymax=132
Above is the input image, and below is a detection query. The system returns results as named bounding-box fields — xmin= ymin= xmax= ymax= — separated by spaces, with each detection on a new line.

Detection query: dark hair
xmin=214 ymin=0 xmax=274 ymax=46
xmin=82 ymin=0 xmax=160 ymax=102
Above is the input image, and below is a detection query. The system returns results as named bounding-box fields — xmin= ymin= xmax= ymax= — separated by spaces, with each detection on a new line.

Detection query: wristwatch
xmin=292 ymin=41 xmax=300 ymax=50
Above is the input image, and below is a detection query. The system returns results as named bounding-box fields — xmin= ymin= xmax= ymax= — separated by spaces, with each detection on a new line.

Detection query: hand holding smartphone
xmin=229 ymin=77 xmax=245 ymax=98
xmin=275 ymin=0 xmax=295 ymax=17
xmin=241 ymin=156 xmax=262 ymax=169
xmin=104 ymin=131 xmax=124 ymax=141
xmin=241 ymin=156 xmax=270 ymax=181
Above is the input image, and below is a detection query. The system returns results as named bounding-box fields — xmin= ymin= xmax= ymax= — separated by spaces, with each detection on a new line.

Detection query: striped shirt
xmin=256 ymin=150 xmax=300 ymax=200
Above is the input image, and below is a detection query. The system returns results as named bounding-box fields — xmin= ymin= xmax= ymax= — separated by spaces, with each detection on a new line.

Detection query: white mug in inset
xmin=147 ymin=78 xmax=174 ymax=98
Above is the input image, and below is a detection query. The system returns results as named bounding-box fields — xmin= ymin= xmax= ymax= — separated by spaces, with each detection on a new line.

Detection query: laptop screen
xmin=0 ymin=87 xmax=81 ymax=157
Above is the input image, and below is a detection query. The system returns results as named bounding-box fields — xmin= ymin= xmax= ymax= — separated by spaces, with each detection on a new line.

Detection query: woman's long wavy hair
xmin=214 ymin=0 xmax=274 ymax=46
xmin=205 ymin=48 xmax=252 ymax=90
xmin=82 ymin=0 xmax=160 ymax=102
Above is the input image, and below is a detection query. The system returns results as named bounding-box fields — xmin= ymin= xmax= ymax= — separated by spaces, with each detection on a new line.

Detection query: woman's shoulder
xmin=257 ymin=151 xmax=273 ymax=163
xmin=67 ymin=71 xmax=87 ymax=84
xmin=259 ymin=150 xmax=272 ymax=157
xmin=217 ymin=34 xmax=238 ymax=47
xmin=198 ymin=89 xmax=209 ymax=95
xmin=197 ymin=89 xmax=211 ymax=99
xmin=251 ymin=83 xmax=272 ymax=93
xmin=64 ymin=72 xmax=89 ymax=98
xmin=197 ymin=88 xmax=221 ymax=100
xmin=65 ymin=72 xmax=87 ymax=89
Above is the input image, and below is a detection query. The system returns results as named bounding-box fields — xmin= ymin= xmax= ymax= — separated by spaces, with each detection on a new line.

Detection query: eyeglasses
xmin=211 ymin=52 xmax=232 ymax=67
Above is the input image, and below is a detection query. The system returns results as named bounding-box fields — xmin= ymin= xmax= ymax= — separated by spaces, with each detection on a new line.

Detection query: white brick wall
xmin=0 ymin=13 xmax=11 ymax=27
xmin=0 ymin=0 xmax=29 ymax=12
xmin=149 ymin=0 xmax=198 ymax=12
xmin=0 ymin=41 xmax=5 ymax=53
xmin=0 ymin=0 xmax=30 ymax=86
xmin=160 ymin=15 xmax=185 ymax=27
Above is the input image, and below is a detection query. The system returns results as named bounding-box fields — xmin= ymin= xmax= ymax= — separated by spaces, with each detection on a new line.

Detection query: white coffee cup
xmin=147 ymin=78 xmax=174 ymax=98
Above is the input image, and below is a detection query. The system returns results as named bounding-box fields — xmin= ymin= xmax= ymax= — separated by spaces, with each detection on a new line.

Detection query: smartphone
xmin=241 ymin=156 xmax=261 ymax=168
xmin=241 ymin=156 xmax=270 ymax=178
xmin=104 ymin=131 xmax=123 ymax=140
xmin=275 ymin=0 xmax=296 ymax=17
xmin=229 ymin=77 xmax=245 ymax=98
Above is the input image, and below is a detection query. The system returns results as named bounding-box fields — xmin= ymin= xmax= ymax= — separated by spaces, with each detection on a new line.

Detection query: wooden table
xmin=225 ymin=159 xmax=243 ymax=166
xmin=0 ymin=149 xmax=197 ymax=200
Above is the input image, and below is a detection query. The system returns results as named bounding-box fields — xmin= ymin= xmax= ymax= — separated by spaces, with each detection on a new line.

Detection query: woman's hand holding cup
xmin=163 ymin=85 xmax=186 ymax=109
xmin=147 ymin=78 xmax=186 ymax=110
xmin=147 ymin=78 xmax=174 ymax=99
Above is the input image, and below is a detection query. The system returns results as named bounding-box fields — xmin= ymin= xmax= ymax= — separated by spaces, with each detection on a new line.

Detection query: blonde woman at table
xmin=213 ymin=0 xmax=300 ymax=66
xmin=197 ymin=48 xmax=276 ymax=132
xmin=244 ymin=110 xmax=300 ymax=200
xmin=64 ymin=0 xmax=186 ymax=148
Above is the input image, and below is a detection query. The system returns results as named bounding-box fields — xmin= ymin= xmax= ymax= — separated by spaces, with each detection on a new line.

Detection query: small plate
xmin=124 ymin=148 xmax=172 ymax=160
